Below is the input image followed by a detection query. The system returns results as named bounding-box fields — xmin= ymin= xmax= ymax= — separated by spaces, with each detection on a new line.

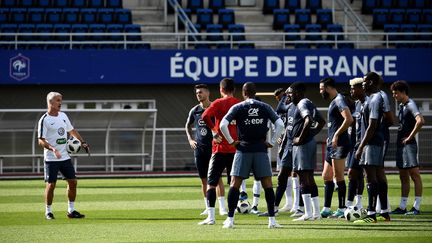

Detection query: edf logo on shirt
xmin=248 ymin=108 xmax=259 ymax=116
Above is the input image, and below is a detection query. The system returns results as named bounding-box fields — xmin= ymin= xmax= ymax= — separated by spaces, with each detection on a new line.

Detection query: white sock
xmin=333 ymin=178 xmax=338 ymax=189
xmin=68 ymin=201 xmax=75 ymax=213
xmin=218 ymin=196 xmax=226 ymax=210
xmin=292 ymin=177 xmax=300 ymax=209
xmin=301 ymin=194 xmax=312 ymax=218
xmin=399 ymin=197 xmax=408 ymax=210
xmin=322 ymin=207 xmax=331 ymax=212
xmin=355 ymin=195 xmax=363 ymax=209
xmin=284 ymin=177 xmax=293 ymax=207
xmin=252 ymin=180 xmax=261 ymax=207
xmin=311 ymin=196 xmax=320 ymax=217
xmin=413 ymin=196 xmax=422 ymax=210
xmin=375 ymin=197 xmax=381 ymax=212
xmin=346 ymin=200 xmax=353 ymax=208
xmin=204 ymin=197 xmax=208 ymax=209
xmin=208 ymin=207 xmax=215 ymax=221
xmin=241 ymin=180 xmax=247 ymax=193
xmin=252 ymin=196 xmax=260 ymax=207
xmin=46 ymin=205 xmax=52 ymax=215
xmin=269 ymin=216 xmax=276 ymax=225
xmin=226 ymin=216 xmax=234 ymax=223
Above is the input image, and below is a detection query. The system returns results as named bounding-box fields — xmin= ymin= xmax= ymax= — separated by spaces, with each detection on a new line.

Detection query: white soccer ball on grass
xmin=236 ymin=200 xmax=251 ymax=214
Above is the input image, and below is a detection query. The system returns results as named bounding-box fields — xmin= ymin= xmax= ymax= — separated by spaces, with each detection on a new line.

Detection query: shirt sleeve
xmin=265 ymin=103 xmax=280 ymax=123
xmin=381 ymin=91 xmax=391 ymax=113
xmin=369 ymin=95 xmax=382 ymax=120
xmin=336 ymin=95 xmax=348 ymax=113
xmin=37 ymin=116 xmax=47 ymax=139
xmin=407 ymin=100 xmax=421 ymax=118
xmin=298 ymin=99 xmax=312 ymax=118
xmin=186 ymin=107 xmax=195 ymax=126
xmin=63 ymin=113 xmax=74 ymax=132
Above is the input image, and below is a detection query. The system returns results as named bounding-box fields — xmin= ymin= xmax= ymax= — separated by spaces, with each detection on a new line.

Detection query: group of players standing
xmin=186 ymin=72 xmax=425 ymax=228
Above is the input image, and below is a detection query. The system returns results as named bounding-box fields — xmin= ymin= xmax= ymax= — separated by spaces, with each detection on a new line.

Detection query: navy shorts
xmin=325 ymin=145 xmax=351 ymax=164
xmin=194 ymin=146 xmax=212 ymax=178
xmin=207 ymin=153 xmax=234 ymax=186
xmin=231 ymin=151 xmax=272 ymax=180
xmin=44 ymin=159 xmax=76 ymax=183
xmin=346 ymin=148 xmax=361 ymax=169
xmin=359 ymin=145 xmax=384 ymax=167
xmin=396 ymin=144 xmax=419 ymax=169
xmin=293 ymin=139 xmax=317 ymax=171
xmin=280 ymin=147 xmax=293 ymax=169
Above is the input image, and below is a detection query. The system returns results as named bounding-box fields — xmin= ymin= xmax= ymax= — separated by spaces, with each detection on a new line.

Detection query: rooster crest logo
xmin=13 ymin=60 xmax=26 ymax=72
xmin=10 ymin=54 xmax=30 ymax=81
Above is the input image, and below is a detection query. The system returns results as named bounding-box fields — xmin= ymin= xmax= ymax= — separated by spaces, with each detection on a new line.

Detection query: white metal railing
xmin=1 ymin=32 xmax=431 ymax=49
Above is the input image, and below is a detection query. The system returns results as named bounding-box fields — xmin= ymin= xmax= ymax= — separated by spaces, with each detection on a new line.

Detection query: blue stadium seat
xmin=81 ymin=8 xmax=97 ymax=23
xmin=53 ymin=0 xmax=70 ymax=8
xmin=115 ymin=8 xmax=131 ymax=24
xmin=106 ymin=0 xmax=123 ymax=8
xmin=209 ymin=0 xmax=225 ymax=14
xmin=273 ymin=9 xmax=290 ymax=30
xmin=423 ymin=9 xmax=432 ymax=24
xmin=263 ymin=0 xmax=280 ymax=15
xmin=406 ymin=9 xmax=422 ymax=25
xmin=284 ymin=0 xmax=300 ymax=14
xmin=10 ymin=8 xmax=27 ymax=24
xmin=316 ymin=9 xmax=333 ymax=29
xmin=218 ymin=9 xmax=235 ymax=29
xmin=0 ymin=24 xmax=18 ymax=41
xmin=187 ymin=0 xmax=204 ymax=14
xmin=316 ymin=43 xmax=333 ymax=49
xmin=380 ymin=0 xmax=394 ymax=9
xmin=63 ymin=8 xmax=80 ymax=24
xmin=295 ymin=9 xmax=311 ymax=29
xmin=0 ymin=8 xmax=9 ymax=23
xmin=417 ymin=24 xmax=432 ymax=40
xmin=71 ymin=0 xmax=87 ymax=8
xmin=400 ymin=24 xmax=417 ymax=41
xmin=188 ymin=23 xmax=202 ymax=41
xmin=53 ymin=23 xmax=71 ymax=41
xmin=294 ymin=43 xmax=310 ymax=49
xmin=337 ymin=42 xmax=354 ymax=49
xmin=18 ymin=23 xmax=35 ymax=41
xmin=168 ymin=0 xmax=181 ymax=14
xmin=238 ymin=41 xmax=255 ymax=49
xmin=384 ymin=24 xmax=400 ymax=42
xmin=228 ymin=24 xmax=245 ymax=41
xmin=304 ymin=24 xmax=322 ymax=41
xmin=36 ymin=23 xmax=53 ymax=41
xmin=89 ymin=23 xmax=106 ymax=41
xmin=89 ymin=0 xmax=104 ymax=8
xmin=326 ymin=24 xmax=343 ymax=40
xmin=124 ymin=24 xmax=141 ymax=41
xmin=71 ymin=24 xmax=88 ymax=43
xmin=412 ymin=0 xmax=427 ymax=8
xmin=46 ymin=8 xmax=63 ymax=24
xmin=217 ymin=43 xmax=231 ymax=49
xmin=194 ymin=43 xmax=210 ymax=49
xmin=28 ymin=8 xmax=45 ymax=24
xmin=283 ymin=24 xmax=300 ymax=43
xmin=1 ymin=0 xmax=16 ymax=8
xmin=127 ymin=43 xmax=151 ymax=50
xmin=21 ymin=0 xmax=35 ymax=8
xmin=106 ymin=23 xmax=123 ymax=40
xmin=395 ymin=0 xmax=410 ymax=8
xmin=362 ymin=0 xmax=379 ymax=14
xmin=98 ymin=8 xmax=115 ymax=24
xmin=306 ymin=0 xmax=322 ymax=14
xmin=196 ymin=8 xmax=213 ymax=30
xmin=37 ymin=0 xmax=52 ymax=8
xmin=389 ymin=9 xmax=405 ymax=25
xmin=372 ymin=9 xmax=388 ymax=29
xmin=206 ymin=24 xmax=223 ymax=41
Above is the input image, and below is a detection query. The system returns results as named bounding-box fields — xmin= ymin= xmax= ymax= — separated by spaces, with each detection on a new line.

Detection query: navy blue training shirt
xmin=186 ymin=105 xmax=212 ymax=147
xmin=327 ymin=93 xmax=351 ymax=147
xmin=276 ymin=95 xmax=289 ymax=126
xmin=291 ymin=98 xmax=318 ymax=145
xmin=360 ymin=92 xmax=384 ymax=146
xmin=397 ymin=98 xmax=421 ymax=147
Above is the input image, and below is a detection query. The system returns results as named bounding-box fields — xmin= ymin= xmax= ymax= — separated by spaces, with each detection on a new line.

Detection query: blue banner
xmin=1 ymin=49 xmax=432 ymax=84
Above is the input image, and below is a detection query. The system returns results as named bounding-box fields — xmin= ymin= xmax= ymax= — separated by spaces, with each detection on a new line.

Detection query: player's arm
xmin=69 ymin=129 xmax=90 ymax=154
xmin=38 ymin=137 xmax=61 ymax=159
xmin=403 ymin=114 xmax=425 ymax=144
xmin=202 ymin=102 xmax=223 ymax=143
xmin=269 ymin=118 xmax=284 ymax=148
xmin=355 ymin=118 xmax=378 ymax=160
xmin=310 ymin=109 xmax=326 ymax=137
xmin=293 ymin=115 xmax=312 ymax=145
xmin=382 ymin=110 xmax=395 ymax=127
xmin=185 ymin=109 xmax=197 ymax=149
xmin=220 ymin=106 xmax=239 ymax=147
xmin=333 ymin=108 xmax=354 ymax=148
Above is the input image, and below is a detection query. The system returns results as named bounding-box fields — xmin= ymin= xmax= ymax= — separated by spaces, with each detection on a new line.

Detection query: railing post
xmin=0 ymin=158 xmax=3 ymax=174
xmin=163 ymin=129 xmax=167 ymax=172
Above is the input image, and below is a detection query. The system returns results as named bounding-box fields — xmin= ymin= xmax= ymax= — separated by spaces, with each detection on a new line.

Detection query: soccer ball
xmin=236 ymin=200 xmax=251 ymax=214
xmin=67 ymin=137 xmax=81 ymax=154
xmin=344 ymin=207 xmax=365 ymax=221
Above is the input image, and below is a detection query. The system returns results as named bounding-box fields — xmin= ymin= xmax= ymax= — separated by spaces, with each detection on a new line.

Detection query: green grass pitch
xmin=0 ymin=175 xmax=431 ymax=242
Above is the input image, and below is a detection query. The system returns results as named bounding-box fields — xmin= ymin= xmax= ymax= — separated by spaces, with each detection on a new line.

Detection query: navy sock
xmin=227 ymin=187 xmax=239 ymax=217
xmin=378 ymin=181 xmax=389 ymax=211
xmin=264 ymin=187 xmax=276 ymax=217
xmin=275 ymin=178 xmax=288 ymax=207
xmin=299 ymin=191 xmax=304 ymax=207
xmin=324 ymin=181 xmax=334 ymax=208
xmin=367 ymin=183 xmax=378 ymax=212
xmin=337 ymin=180 xmax=346 ymax=208
xmin=347 ymin=179 xmax=357 ymax=202
xmin=357 ymin=171 xmax=365 ymax=195
xmin=206 ymin=188 xmax=216 ymax=208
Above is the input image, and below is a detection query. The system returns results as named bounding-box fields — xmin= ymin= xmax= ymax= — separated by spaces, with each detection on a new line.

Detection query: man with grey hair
xmin=37 ymin=92 xmax=90 ymax=220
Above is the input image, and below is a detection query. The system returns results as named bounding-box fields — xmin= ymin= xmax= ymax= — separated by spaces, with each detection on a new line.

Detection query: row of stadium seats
xmin=193 ymin=42 xmax=354 ymax=49
xmin=263 ymin=0 xmax=322 ymax=14
xmin=193 ymin=8 xmax=235 ymax=30
xmin=0 ymin=0 xmax=123 ymax=8
xmin=373 ymin=9 xmax=432 ymax=29
xmin=273 ymin=8 xmax=332 ymax=30
xmin=0 ymin=23 xmax=142 ymax=41
xmin=284 ymin=24 xmax=344 ymax=41
xmin=0 ymin=8 xmax=132 ymax=24
xmin=190 ymin=23 xmax=245 ymax=42
xmin=384 ymin=24 xmax=432 ymax=40
xmin=168 ymin=0 xmax=225 ymax=14
xmin=362 ymin=0 xmax=432 ymax=14
xmin=0 ymin=43 xmax=150 ymax=50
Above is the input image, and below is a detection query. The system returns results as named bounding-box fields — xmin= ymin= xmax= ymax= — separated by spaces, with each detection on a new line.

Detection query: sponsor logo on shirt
xmin=58 ymin=127 xmax=65 ymax=136
xmin=248 ymin=108 xmax=259 ymax=117
xmin=244 ymin=118 xmax=264 ymax=125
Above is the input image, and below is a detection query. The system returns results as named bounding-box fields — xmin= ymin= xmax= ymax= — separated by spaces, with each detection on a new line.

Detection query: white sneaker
xmin=198 ymin=218 xmax=215 ymax=225
xmin=290 ymin=209 xmax=304 ymax=217
xmin=222 ymin=218 xmax=234 ymax=229
xmin=312 ymin=214 xmax=322 ymax=220
xmin=290 ymin=207 xmax=299 ymax=213
xmin=250 ymin=206 xmax=260 ymax=214
xmin=279 ymin=204 xmax=292 ymax=212
xmin=200 ymin=208 xmax=208 ymax=216
xmin=268 ymin=222 xmax=283 ymax=228
xmin=219 ymin=208 xmax=228 ymax=216
xmin=292 ymin=215 xmax=313 ymax=221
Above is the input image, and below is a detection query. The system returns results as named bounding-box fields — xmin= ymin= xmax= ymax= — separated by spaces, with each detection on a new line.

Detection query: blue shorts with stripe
xmin=44 ymin=159 xmax=76 ymax=183
xmin=359 ymin=145 xmax=384 ymax=167
xmin=231 ymin=151 xmax=272 ymax=180
xmin=293 ymin=139 xmax=317 ymax=171
xmin=396 ymin=144 xmax=419 ymax=169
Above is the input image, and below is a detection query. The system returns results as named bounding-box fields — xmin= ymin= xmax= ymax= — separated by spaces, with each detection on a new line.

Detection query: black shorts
xmin=346 ymin=148 xmax=361 ymax=170
xmin=207 ymin=153 xmax=234 ymax=186
xmin=44 ymin=159 xmax=76 ymax=183
xmin=194 ymin=146 xmax=212 ymax=178
xmin=325 ymin=145 xmax=351 ymax=164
